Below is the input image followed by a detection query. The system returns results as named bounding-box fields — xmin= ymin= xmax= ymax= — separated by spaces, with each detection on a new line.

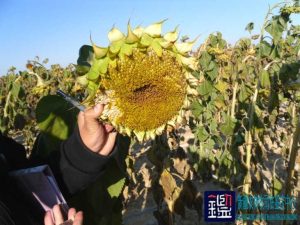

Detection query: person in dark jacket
xmin=0 ymin=104 xmax=124 ymax=225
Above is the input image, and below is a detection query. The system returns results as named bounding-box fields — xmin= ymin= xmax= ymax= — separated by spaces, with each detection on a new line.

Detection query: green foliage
xmin=265 ymin=15 xmax=288 ymax=44
xmin=107 ymin=177 xmax=126 ymax=198
xmin=272 ymin=177 xmax=283 ymax=195
xmin=196 ymin=126 xmax=209 ymax=142
xmin=245 ymin=22 xmax=254 ymax=33
xmin=197 ymin=80 xmax=213 ymax=95
xmin=219 ymin=115 xmax=237 ymax=136
xmin=191 ymin=100 xmax=203 ymax=118
xmin=189 ymin=1 xmax=300 ymax=194
xmin=0 ymin=59 xmax=80 ymax=149
xmin=77 ymin=45 xmax=94 ymax=67
xmin=33 ymin=95 xmax=78 ymax=158
xmin=260 ymin=70 xmax=271 ymax=88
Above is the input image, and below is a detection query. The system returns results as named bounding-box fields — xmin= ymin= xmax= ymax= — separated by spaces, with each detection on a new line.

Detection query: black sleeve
xmin=0 ymin=133 xmax=29 ymax=171
xmin=49 ymin=127 xmax=121 ymax=196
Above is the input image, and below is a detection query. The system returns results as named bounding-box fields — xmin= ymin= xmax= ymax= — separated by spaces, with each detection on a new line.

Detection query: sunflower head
xmin=77 ymin=20 xmax=198 ymax=141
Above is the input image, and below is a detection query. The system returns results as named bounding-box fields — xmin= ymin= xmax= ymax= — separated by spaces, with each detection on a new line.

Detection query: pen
xmin=56 ymin=90 xmax=86 ymax=112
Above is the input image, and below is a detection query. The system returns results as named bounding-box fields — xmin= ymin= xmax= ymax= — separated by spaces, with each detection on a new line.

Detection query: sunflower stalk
xmin=243 ymin=130 xmax=253 ymax=195
xmin=231 ymin=81 xmax=238 ymax=119
xmin=3 ymin=76 xmax=21 ymax=118
xmin=243 ymin=81 xmax=259 ymax=195
xmin=287 ymin=102 xmax=296 ymax=156
xmin=3 ymin=91 xmax=12 ymax=118
xmin=283 ymin=108 xmax=300 ymax=222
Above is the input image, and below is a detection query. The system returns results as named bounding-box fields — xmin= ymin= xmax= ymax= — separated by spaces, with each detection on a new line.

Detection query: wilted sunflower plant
xmin=77 ymin=20 xmax=199 ymax=142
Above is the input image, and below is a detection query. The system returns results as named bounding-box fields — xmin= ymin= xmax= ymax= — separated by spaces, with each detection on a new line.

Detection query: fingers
xmin=79 ymin=104 xmax=104 ymax=133
xmin=73 ymin=211 xmax=84 ymax=225
xmin=44 ymin=211 xmax=54 ymax=225
xmin=78 ymin=104 xmax=104 ymax=126
xmin=79 ymin=104 xmax=116 ymax=134
xmin=44 ymin=206 xmax=83 ymax=225
xmin=104 ymin=124 xmax=115 ymax=133
xmin=68 ymin=208 xmax=76 ymax=220
xmin=84 ymin=104 xmax=103 ymax=132
xmin=84 ymin=104 xmax=104 ymax=119
xmin=77 ymin=111 xmax=85 ymax=128
xmin=77 ymin=103 xmax=117 ymax=155
xmin=98 ymin=132 xmax=117 ymax=156
xmin=53 ymin=204 xmax=64 ymax=225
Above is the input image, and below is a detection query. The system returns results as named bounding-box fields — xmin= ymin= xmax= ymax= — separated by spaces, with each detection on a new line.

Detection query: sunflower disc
xmin=79 ymin=20 xmax=199 ymax=142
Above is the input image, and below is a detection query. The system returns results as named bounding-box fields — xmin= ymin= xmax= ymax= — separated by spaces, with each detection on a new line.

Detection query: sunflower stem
xmin=283 ymin=109 xmax=300 ymax=222
xmin=231 ymin=81 xmax=238 ymax=119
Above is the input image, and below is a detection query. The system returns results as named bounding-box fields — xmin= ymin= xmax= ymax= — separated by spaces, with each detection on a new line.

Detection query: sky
xmin=0 ymin=0 xmax=298 ymax=75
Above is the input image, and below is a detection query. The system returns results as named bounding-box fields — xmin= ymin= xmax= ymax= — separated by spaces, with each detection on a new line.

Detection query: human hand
xmin=44 ymin=204 xmax=83 ymax=225
xmin=78 ymin=104 xmax=117 ymax=156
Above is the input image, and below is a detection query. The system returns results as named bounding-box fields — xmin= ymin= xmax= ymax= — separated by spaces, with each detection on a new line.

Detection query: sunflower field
xmin=1 ymin=1 xmax=300 ymax=224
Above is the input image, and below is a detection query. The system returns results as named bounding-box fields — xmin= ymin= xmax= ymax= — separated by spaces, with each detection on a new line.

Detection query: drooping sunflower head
xmin=78 ymin=20 xmax=199 ymax=141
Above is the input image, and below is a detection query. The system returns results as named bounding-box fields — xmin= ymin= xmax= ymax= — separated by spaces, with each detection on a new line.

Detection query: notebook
xmin=8 ymin=165 xmax=69 ymax=218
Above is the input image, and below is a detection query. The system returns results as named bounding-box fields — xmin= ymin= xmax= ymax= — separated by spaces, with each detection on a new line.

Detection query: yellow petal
xmin=108 ymin=27 xmax=125 ymax=43
xmin=134 ymin=130 xmax=145 ymax=142
xmin=174 ymin=36 xmax=199 ymax=54
xmin=155 ymin=124 xmax=165 ymax=135
xmin=144 ymin=130 xmax=156 ymax=140
xmin=163 ymin=26 xmax=179 ymax=42
xmin=186 ymin=72 xmax=198 ymax=86
xmin=92 ymin=44 xmax=108 ymax=59
xmin=188 ymin=78 xmax=198 ymax=86
xmin=185 ymin=71 xmax=194 ymax=79
xmin=90 ymin=35 xmax=108 ymax=58
xmin=125 ymin=127 xmax=132 ymax=137
xmin=179 ymin=110 xmax=185 ymax=118
xmin=187 ymin=86 xmax=198 ymax=96
xmin=144 ymin=19 xmax=167 ymax=37
xmin=149 ymin=130 xmax=156 ymax=140
xmin=176 ymin=115 xmax=184 ymax=124
xmin=126 ymin=21 xmax=139 ymax=44
xmin=118 ymin=126 xmax=125 ymax=134
xmin=144 ymin=131 xmax=150 ymax=140
xmin=167 ymin=119 xmax=176 ymax=127
xmin=178 ymin=55 xmax=197 ymax=70
xmin=183 ymin=97 xmax=191 ymax=108
xmin=133 ymin=26 xmax=144 ymax=38
xmin=111 ymin=119 xmax=117 ymax=127
xmin=159 ymin=39 xmax=172 ymax=49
